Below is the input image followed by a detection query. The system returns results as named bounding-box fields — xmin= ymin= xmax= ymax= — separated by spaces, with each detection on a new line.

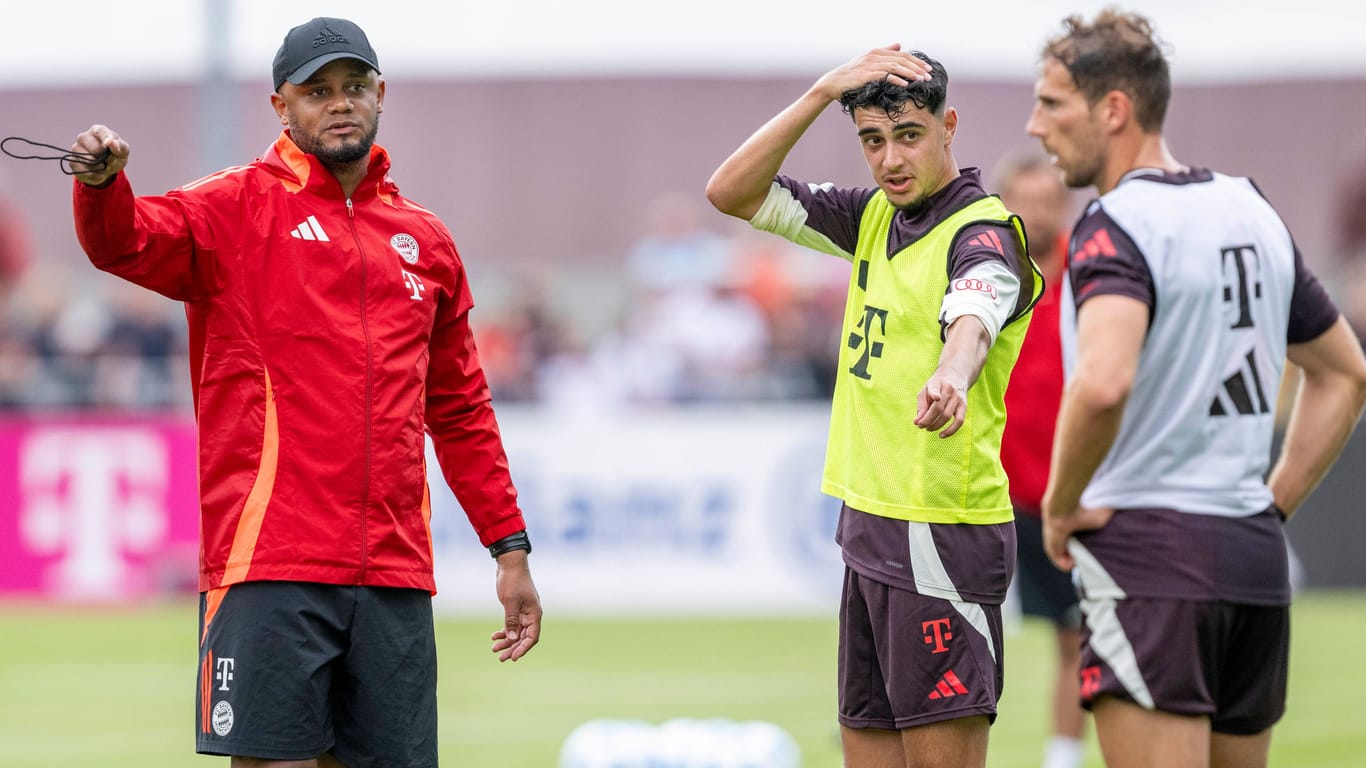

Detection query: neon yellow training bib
xmin=821 ymin=192 xmax=1038 ymax=524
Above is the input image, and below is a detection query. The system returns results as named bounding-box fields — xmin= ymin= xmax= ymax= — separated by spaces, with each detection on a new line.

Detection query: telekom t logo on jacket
xmin=18 ymin=428 xmax=169 ymax=598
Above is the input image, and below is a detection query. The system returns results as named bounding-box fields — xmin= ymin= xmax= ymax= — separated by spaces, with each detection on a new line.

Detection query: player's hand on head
xmin=816 ymin=44 xmax=933 ymax=100
xmin=70 ymin=124 xmax=129 ymax=186
xmin=491 ymin=550 xmax=542 ymax=662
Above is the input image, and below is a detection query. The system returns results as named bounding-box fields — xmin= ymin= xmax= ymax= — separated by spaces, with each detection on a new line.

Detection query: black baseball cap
xmin=272 ymin=17 xmax=381 ymax=91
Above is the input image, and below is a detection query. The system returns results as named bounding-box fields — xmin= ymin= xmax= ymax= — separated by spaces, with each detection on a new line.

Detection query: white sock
xmin=1043 ymin=736 xmax=1084 ymax=768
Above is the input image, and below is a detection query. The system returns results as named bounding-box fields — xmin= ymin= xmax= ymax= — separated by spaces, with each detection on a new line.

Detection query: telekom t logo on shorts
xmin=1081 ymin=665 xmax=1102 ymax=700
xmin=215 ymin=657 xmax=236 ymax=691
xmin=18 ymin=427 xmax=169 ymax=599
xmin=922 ymin=618 xmax=954 ymax=654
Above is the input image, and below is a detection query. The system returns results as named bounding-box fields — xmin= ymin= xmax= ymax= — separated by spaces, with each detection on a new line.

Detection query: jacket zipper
xmin=349 ymin=197 xmax=372 ymax=583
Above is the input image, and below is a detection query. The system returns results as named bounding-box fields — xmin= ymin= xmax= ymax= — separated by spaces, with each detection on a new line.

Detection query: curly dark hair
xmin=1042 ymin=9 xmax=1171 ymax=132
xmin=837 ymin=51 xmax=948 ymax=121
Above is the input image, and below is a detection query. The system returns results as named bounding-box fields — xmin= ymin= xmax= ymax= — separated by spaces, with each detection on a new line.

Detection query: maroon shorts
xmin=1078 ymin=597 xmax=1288 ymax=734
xmin=838 ymin=568 xmax=1005 ymax=730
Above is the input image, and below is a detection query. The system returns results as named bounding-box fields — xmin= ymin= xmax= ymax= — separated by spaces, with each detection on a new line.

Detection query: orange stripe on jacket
xmin=220 ymin=369 xmax=279 ymax=586
xmin=201 ymin=585 xmax=229 ymax=645
xmin=421 ymin=468 xmax=433 ymax=562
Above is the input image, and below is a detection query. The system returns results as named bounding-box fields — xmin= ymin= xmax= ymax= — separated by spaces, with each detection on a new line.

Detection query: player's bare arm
xmin=705 ymin=45 xmax=931 ymax=221
xmin=69 ymin=124 xmax=129 ymax=186
xmin=915 ymin=314 xmax=990 ymax=438
xmin=1268 ymin=317 xmax=1366 ymax=519
xmin=1040 ymin=294 xmax=1145 ymax=569
xmin=491 ymin=550 xmax=542 ymax=662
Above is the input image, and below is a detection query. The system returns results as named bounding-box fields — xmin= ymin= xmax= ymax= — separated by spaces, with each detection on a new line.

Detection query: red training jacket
xmin=1000 ymin=241 xmax=1066 ymax=513
xmin=73 ymin=131 xmax=526 ymax=593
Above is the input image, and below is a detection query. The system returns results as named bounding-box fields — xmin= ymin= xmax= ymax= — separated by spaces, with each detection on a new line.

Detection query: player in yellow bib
xmin=708 ymin=46 xmax=1041 ymax=768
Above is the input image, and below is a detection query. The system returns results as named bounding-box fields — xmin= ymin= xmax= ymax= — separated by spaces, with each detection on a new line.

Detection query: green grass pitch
xmin=1 ymin=591 xmax=1362 ymax=766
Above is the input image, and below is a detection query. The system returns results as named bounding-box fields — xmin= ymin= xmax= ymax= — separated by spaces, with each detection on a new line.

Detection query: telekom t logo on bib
xmin=19 ymin=427 xmax=169 ymax=599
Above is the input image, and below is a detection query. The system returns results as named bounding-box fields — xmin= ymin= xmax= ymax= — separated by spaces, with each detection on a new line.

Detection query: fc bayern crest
xmin=211 ymin=701 xmax=235 ymax=736
xmin=391 ymin=233 xmax=419 ymax=265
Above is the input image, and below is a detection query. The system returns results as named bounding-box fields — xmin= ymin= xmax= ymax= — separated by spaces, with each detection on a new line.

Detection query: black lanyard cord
xmin=1 ymin=136 xmax=111 ymax=175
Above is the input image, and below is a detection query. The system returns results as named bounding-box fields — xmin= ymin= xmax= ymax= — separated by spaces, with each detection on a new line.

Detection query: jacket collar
xmin=260 ymin=130 xmax=396 ymax=200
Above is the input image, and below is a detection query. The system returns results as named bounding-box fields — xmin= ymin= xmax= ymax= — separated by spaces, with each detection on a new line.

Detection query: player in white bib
xmin=1027 ymin=9 xmax=1366 ymax=768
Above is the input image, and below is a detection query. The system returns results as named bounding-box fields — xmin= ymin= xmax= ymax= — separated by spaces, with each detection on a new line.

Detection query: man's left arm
xmin=1268 ymin=317 xmax=1366 ymax=518
xmin=425 ymin=255 xmax=541 ymax=661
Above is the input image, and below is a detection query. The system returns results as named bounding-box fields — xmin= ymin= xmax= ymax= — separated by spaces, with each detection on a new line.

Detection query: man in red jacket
xmin=67 ymin=17 xmax=540 ymax=768
xmin=995 ymin=150 xmax=1087 ymax=768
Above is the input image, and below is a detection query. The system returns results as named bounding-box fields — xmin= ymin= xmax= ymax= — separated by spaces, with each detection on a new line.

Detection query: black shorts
xmin=1078 ymin=597 xmax=1288 ymax=735
xmin=838 ymin=568 xmax=1004 ymax=730
xmin=1014 ymin=509 xmax=1081 ymax=629
xmin=196 ymin=582 xmax=437 ymax=766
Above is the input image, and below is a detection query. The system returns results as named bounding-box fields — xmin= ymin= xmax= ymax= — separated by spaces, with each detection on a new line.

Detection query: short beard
xmin=893 ymin=196 xmax=932 ymax=215
xmin=289 ymin=115 xmax=380 ymax=172
xmin=1060 ymin=141 xmax=1103 ymax=190
xmin=1062 ymin=162 xmax=1099 ymax=190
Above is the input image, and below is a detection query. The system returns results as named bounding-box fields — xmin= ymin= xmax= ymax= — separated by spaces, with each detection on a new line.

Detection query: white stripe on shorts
xmin=908 ymin=521 xmax=997 ymax=663
xmin=1071 ymin=538 xmax=1154 ymax=709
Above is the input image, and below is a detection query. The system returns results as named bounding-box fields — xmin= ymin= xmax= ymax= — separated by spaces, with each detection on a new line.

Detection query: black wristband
xmin=488 ymin=530 xmax=531 ymax=559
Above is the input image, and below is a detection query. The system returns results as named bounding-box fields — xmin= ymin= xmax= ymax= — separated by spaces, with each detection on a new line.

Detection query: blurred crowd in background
xmin=3 ymin=166 xmax=1366 ymax=413
xmin=0 ymin=185 xmax=854 ymax=412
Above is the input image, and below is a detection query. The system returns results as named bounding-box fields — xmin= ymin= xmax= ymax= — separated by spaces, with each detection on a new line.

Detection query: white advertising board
xmin=428 ymin=405 xmax=844 ymax=616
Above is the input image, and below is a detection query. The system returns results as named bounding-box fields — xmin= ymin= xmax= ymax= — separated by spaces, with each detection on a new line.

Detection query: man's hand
xmin=490 ymin=550 xmax=541 ymax=662
xmin=1041 ymin=502 xmax=1114 ymax=571
xmin=70 ymin=124 xmax=129 ymax=186
xmin=916 ymin=315 xmax=990 ymax=438
xmin=812 ymin=44 xmax=934 ymax=102
xmin=706 ymin=44 xmax=931 ymax=221
xmin=915 ymin=375 xmax=968 ymax=437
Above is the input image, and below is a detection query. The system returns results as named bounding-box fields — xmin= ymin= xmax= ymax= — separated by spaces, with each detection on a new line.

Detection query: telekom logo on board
xmin=19 ymin=428 xmax=170 ymax=599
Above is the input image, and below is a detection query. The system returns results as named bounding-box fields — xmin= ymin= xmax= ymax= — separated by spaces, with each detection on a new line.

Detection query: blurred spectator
xmin=634 ymin=277 xmax=772 ymax=401
xmin=613 ymin=192 xmax=851 ymax=404
xmin=0 ymin=175 xmax=34 ymax=407
xmin=0 ymin=261 xmax=186 ymax=411
xmin=92 ymin=281 xmax=187 ymax=409
xmin=1336 ymin=159 xmax=1366 ymax=267
xmin=3 ymin=264 xmax=100 ymax=407
xmin=0 ymin=196 xmax=30 ymax=298
xmin=459 ymin=190 xmax=858 ymax=408
xmin=728 ymin=231 xmax=848 ymax=400
xmin=1336 ymin=161 xmax=1366 ymax=348
xmin=476 ymin=277 xmax=561 ymax=404
xmin=626 ymin=191 xmax=733 ymax=293
xmin=0 ymin=182 xmax=892 ymax=412
xmin=0 ymin=173 xmax=193 ymax=412
xmin=619 ymin=191 xmax=760 ymax=402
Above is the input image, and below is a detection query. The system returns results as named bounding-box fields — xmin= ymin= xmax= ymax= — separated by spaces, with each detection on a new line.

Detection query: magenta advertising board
xmin=1 ymin=406 xmax=847 ymax=613
xmin=0 ymin=416 xmax=201 ymax=601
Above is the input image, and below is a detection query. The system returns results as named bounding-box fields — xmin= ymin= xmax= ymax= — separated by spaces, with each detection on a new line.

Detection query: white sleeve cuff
xmin=749 ymin=181 xmax=854 ymax=261
xmin=939 ymin=261 xmax=1021 ymax=344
